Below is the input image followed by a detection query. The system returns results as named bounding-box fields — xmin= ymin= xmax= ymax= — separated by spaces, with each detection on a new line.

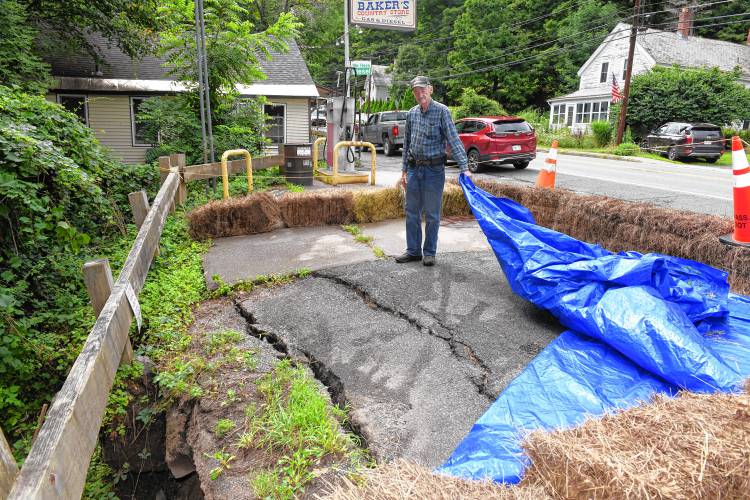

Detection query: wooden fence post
xmin=159 ymin=156 xmax=175 ymax=214
xmin=128 ymin=191 xmax=160 ymax=257
xmin=82 ymin=259 xmax=133 ymax=366
xmin=0 ymin=428 xmax=18 ymax=500
xmin=171 ymin=153 xmax=187 ymax=206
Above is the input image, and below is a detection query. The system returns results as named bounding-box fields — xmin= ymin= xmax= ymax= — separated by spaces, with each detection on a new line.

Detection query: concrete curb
xmin=536 ymin=148 xmax=642 ymax=163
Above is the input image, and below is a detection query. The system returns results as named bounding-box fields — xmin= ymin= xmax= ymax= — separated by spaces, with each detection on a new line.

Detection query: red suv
xmin=448 ymin=116 xmax=537 ymax=172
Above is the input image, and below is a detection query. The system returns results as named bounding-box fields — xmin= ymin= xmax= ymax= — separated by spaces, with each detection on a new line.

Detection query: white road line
xmin=553 ymin=169 xmax=732 ymax=201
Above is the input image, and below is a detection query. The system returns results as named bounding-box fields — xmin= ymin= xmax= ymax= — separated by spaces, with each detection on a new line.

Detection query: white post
xmin=344 ymin=0 xmax=350 ymax=98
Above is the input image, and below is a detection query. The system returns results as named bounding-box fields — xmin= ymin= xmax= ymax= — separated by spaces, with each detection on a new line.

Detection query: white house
xmin=44 ymin=34 xmax=319 ymax=164
xmin=365 ymin=64 xmax=392 ymax=101
xmin=548 ymin=19 xmax=750 ymax=132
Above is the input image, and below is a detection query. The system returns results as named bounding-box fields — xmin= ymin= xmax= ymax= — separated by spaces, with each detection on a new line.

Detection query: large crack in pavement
xmin=315 ymin=273 xmax=497 ymax=402
xmin=234 ymin=253 xmax=561 ymax=467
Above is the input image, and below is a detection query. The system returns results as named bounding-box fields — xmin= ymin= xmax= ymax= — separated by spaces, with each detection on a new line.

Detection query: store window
xmin=130 ymin=97 xmax=152 ymax=146
xmin=57 ymin=94 xmax=88 ymax=125
xmin=264 ymin=103 xmax=286 ymax=144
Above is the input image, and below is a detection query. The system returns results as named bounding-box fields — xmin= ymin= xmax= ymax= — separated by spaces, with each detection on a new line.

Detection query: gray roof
xmin=43 ymin=33 xmax=314 ymax=86
xmin=620 ymin=22 xmax=750 ymax=78
xmin=548 ymin=87 xmax=609 ymax=102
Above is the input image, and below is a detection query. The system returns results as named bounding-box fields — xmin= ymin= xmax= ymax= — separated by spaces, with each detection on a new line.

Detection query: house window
xmin=130 ymin=97 xmax=152 ymax=147
xmin=57 ymin=94 xmax=88 ymax=125
xmin=592 ymin=102 xmax=601 ymax=121
xmin=264 ymin=103 xmax=286 ymax=144
xmin=622 ymin=59 xmax=628 ymax=80
xmin=599 ymin=62 xmax=609 ymax=84
xmin=551 ymin=104 xmax=565 ymax=127
xmin=576 ymin=102 xmax=592 ymax=124
xmin=600 ymin=101 xmax=609 ymax=121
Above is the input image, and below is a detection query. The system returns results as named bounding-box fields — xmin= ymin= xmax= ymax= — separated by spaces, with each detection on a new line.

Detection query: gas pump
xmin=325 ymin=96 xmax=355 ymax=172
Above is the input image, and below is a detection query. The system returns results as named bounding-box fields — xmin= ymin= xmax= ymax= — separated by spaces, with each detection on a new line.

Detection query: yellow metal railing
xmin=312 ymin=136 xmax=326 ymax=177
xmin=221 ymin=149 xmax=253 ymax=199
xmin=332 ymin=141 xmax=376 ymax=185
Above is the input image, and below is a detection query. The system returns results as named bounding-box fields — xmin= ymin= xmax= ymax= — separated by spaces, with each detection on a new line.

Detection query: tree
xmin=626 ymin=66 xmax=750 ymax=136
xmin=0 ymin=0 xmax=52 ymax=93
xmin=454 ymin=88 xmax=507 ymax=119
xmin=23 ymin=0 xmax=162 ymax=63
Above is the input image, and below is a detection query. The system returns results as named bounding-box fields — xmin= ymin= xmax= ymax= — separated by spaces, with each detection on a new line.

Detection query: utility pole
xmin=343 ymin=0 xmax=351 ymax=97
xmin=616 ymin=0 xmax=640 ymax=145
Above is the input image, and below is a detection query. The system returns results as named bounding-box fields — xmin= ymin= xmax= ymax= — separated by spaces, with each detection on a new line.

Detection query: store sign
xmin=350 ymin=0 xmax=416 ymax=32
xmin=352 ymin=60 xmax=372 ymax=76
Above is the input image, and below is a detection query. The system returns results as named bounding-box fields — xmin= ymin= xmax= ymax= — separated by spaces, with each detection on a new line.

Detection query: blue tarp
xmin=437 ymin=176 xmax=750 ymax=483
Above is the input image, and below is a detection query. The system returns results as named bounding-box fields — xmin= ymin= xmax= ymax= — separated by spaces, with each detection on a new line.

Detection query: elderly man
xmin=396 ymin=76 xmax=470 ymax=267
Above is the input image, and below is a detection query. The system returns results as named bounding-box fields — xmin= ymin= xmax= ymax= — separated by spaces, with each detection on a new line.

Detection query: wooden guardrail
xmin=0 ymin=148 xmax=285 ymax=499
xmin=3 ymin=160 xmax=183 ymax=499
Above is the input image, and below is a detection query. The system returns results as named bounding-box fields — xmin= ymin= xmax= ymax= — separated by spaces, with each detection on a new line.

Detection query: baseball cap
xmin=410 ymin=76 xmax=431 ymax=88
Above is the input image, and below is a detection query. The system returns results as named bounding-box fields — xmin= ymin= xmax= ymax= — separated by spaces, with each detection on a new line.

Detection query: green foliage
xmin=205 ymin=330 xmax=243 ymax=356
xmin=627 ymin=66 xmax=750 ymax=137
xmin=0 ymin=86 xmax=157 ymax=455
xmin=454 ymin=88 xmax=506 ymax=120
xmin=23 ymin=0 xmax=161 ymax=63
xmin=138 ymin=94 xmax=270 ymax=166
xmin=590 ymin=121 xmax=613 ymax=147
xmin=215 ymin=418 xmax=236 ymax=437
xmin=158 ymin=0 xmax=300 ymax=121
xmin=248 ymin=360 xmax=358 ymax=498
xmin=613 ymin=142 xmax=640 ymax=156
xmin=0 ymin=1 xmax=52 ymax=93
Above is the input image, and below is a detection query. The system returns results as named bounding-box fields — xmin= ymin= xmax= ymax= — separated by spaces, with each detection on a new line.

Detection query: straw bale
xmin=318 ymin=459 xmax=550 ymax=500
xmin=728 ymin=248 xmax=750 ymax=295
xmin=352 ymin=187 xmax=404 ymax=223
xmin=187 ymin=192 xmax=282 ymax=240
xmin=278 ymin=190 xmax=354 ymax=227
xmin=442 ymin=183 xmax=472 ymax=217
xmin=522 ymin=388 xmax=750 ymax=499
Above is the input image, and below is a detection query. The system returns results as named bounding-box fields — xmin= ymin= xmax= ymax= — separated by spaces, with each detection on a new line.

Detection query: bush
xmin=0 ymin=85 xmax=157 ymax=456
xmin=454 ymin=88 xmax=507 ymax=120
xmin=139 ymin=94 xmax=269 ymax=166
xmin=613 ymin=142 xmax=640 ymax=156
xmin=591 ymin=121 xmax=613 ymax=147
xmin=628 ymin=66 xmax=750 ymax=136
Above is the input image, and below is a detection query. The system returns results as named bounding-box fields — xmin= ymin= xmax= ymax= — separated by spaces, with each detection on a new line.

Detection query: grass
xmin=245 ymin=360 xmax=363 ymax=499
xmin=341 ymin=224 xmax=387 ymax=259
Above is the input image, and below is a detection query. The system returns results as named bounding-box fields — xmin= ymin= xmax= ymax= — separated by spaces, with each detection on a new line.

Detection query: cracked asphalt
xmin=236 ymin=251 xmax=562 ymax=467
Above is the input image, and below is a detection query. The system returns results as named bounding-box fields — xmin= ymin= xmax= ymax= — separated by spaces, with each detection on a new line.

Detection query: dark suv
xmin=645 ymin=122 xmax=724 ymax=163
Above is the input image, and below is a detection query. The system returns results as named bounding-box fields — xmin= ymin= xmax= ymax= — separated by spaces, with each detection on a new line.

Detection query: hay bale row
xmin=320 ymin=459 xmax=549 ymax=500
xmin=187 ymin=193 xmax=283 ymax=240
xmin=522 ymin=387 xmax=750 ymax=499
xmin=186 ymin=181 xmax=750 ymax=293
xmin=279 ymin=190 xmax=354 ymax=227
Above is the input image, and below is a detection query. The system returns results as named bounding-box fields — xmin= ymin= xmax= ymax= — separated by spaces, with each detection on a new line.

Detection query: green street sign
xmin=352 ymin=60 xmax=372 ymax=76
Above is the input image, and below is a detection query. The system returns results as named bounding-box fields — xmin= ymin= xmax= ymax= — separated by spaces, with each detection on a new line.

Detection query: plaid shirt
xmin=402 ymin=100 xmax=468 ymax=172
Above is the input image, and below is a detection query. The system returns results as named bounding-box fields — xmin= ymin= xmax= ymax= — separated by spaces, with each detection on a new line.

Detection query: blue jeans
xmin=405 ymin=165 xmax=445 ymax=257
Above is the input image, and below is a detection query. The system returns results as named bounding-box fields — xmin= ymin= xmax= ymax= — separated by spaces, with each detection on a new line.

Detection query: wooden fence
xmin=0 ymin=149 xmax=284 ymax=499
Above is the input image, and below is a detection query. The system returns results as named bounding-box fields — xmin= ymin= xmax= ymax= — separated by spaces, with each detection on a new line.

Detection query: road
xmin=356 ymin=149 xmax=734 ymax=218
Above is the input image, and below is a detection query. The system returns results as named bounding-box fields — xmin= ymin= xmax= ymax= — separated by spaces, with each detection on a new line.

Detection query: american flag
xmin=611 ymin=72 xmax=623 ymax=103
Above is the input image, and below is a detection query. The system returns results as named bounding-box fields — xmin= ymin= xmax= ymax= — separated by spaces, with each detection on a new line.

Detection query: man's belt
xmin=414 ymin=155 xmax=447 ymax=166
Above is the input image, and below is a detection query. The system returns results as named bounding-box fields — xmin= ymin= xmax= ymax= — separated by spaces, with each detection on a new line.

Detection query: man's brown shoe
xmin=395 ymin=252 xmax=422 ymax=263
xmin=423 ymin=256 xmax=435 ymax=266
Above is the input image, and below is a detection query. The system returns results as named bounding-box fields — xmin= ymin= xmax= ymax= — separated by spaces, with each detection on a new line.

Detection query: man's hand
xmin=463 ymin=170 xmax=472 ymax=178
xmin=401 ymin=170 xmax=407 ymax=188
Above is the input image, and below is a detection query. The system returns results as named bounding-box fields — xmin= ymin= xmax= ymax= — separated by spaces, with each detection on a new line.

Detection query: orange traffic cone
xmin=730 ymin=136 xmax=750 ymax=243
xmin=536 ymin=140 xmax=558 ymax=189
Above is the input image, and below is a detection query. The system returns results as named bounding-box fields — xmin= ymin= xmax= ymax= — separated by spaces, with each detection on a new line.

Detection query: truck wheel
xmin=383 ymin=136 xmax=397 ymax=156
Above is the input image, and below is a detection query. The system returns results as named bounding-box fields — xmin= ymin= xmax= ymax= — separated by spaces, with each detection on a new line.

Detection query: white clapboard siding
xmin=579 ymin=38 xmax=654 ymax=91
xmin=266 ymin=97 xmax=311 ymax=144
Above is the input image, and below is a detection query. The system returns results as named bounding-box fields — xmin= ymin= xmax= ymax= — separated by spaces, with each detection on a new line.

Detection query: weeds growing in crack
xmin=210 ymin=268 xmax=312 ymax=298
xmin=340 ymin=224 xmax=387 ymax=259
